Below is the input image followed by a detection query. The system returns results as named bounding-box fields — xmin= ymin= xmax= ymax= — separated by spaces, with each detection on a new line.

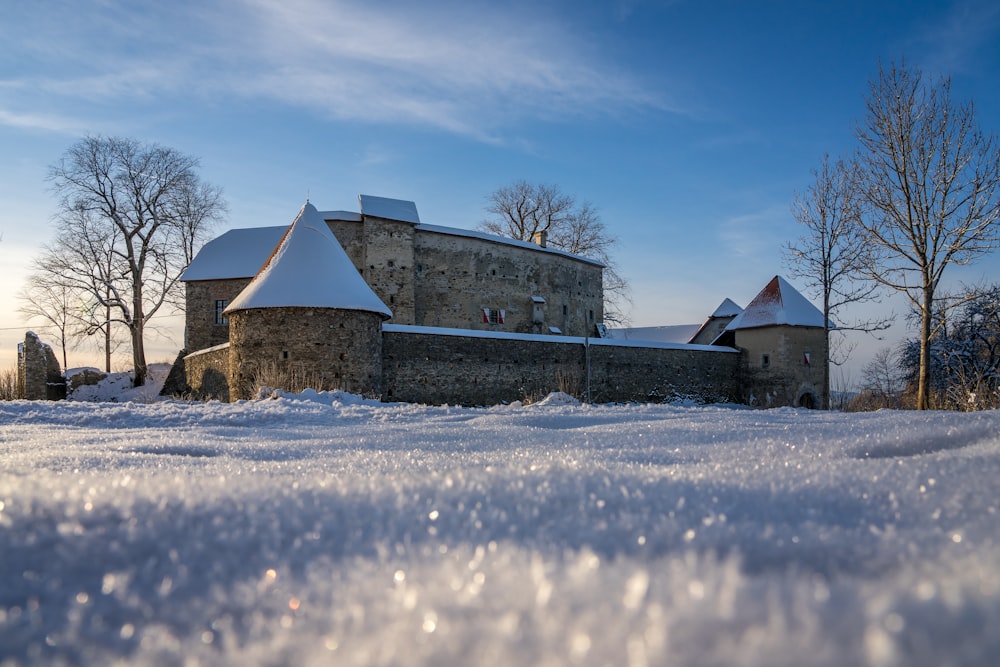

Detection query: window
xmin=214 ymin=300 xmax=228 ymax=325
xmin=761 ymin=353 xmax=770 ymax=369
xmin=482 ymin=307 xmax=505 ymax=325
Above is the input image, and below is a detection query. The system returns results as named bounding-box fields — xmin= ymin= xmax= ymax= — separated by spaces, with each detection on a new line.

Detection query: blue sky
xmin=2 ymin=0 xmax=999 ymax=384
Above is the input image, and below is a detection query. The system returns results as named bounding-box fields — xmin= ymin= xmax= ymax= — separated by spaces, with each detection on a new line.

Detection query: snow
xmin=726 ymin=276 xmax=827 ymax=330
xmin=359 ymin=195 xmax=421 ymax=224
xmin=711 ymin=297 xmax=743 ymax=318
xmin=65 ymin=364 xmax=173 ymax=403
xmin=2 ymin=390 xmax=999 ymax=665
xmin=607 ymin=324 xmax=702 ymax=345
xmin=180 ymin=226 xmax=287 ymax=282
xmin=383 ymin=324 xmax=737 ymax=353
xmin=224 ymin=203 xmax=392 ymax=317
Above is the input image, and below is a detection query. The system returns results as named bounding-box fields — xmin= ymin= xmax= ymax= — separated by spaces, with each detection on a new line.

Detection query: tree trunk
xmin=104 ymin=303 xmax=112 ymax=373
xmin=132 ymin=323 xmax=147 ymax=387
xmin=917 ymin=288 xmax=934 ymax=410
xmin=823 ymin=327 xmax=831 ymax=409
xmin=131 ymin=287 xmax=147 ymax=388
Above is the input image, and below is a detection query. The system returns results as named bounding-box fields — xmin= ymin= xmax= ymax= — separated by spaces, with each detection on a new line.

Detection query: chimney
xmin=532 ymin=230 xmax=548 ymax=248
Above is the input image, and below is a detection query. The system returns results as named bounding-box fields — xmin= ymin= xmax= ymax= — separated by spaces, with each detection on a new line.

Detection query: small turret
xmin=724 ymin=276 xmax=828 ymax=408
xmin=225 ymin=202 xmax=392 ymax=399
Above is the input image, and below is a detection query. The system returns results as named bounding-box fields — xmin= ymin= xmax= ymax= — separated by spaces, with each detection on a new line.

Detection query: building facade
xmin=182 ymin=195 xmax=604 ymax=354
xmin=170 ymin=198 xmax=828 ymax=409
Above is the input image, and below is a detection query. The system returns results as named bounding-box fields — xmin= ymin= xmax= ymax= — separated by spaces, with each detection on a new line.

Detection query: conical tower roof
xmin=725 ymin=276 xmax=824 ymax=330
xmin=224 ymin=202 xmax=392 ymax=319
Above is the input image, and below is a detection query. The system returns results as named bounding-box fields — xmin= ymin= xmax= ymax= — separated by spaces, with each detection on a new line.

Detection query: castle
xmin=175 ymin=195 xmax=828 ymax=407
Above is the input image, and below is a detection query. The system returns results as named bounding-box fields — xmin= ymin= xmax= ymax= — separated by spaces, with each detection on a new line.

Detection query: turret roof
xmin=224 ymin=202 xmax=392 ymax=318
xmin=724 ymin=276 xmax=825 ymax=330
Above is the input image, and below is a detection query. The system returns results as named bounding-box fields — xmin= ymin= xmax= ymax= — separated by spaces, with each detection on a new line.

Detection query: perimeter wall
xmin=181 ymin=325 xmax=742 ymax=406
xmin=381 ymin=326 xmax=740 ymax=406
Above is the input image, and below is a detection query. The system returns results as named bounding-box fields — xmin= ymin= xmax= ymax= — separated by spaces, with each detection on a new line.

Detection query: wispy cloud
xmin=0 ymin=108 xmax=90 ymax=135
xmin=912 ymin=0 xmax=1000 ymax=77
xmin=716 ymin=205 xmax=790 ymax=260
xmin=0 ymin=0 xmax=670 ymax=141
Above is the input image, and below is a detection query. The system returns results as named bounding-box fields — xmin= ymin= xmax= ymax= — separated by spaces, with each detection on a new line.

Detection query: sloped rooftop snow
xmin=711 ymin=297 xmax=743 ymax=318
xmin=607 ymin=324 xmax=702 ymax=344
xmin=184 ymin=196 xmax=603 ymax=282
xmin=180 ymin=226 xmax=287 ymax=281
xmin=725 ymin=276 xmax=825 ymax=330
xmin=359 ymin=194 xmax=421 ymax=223
xmin=224 ymin=203 xmax=392 ymax=318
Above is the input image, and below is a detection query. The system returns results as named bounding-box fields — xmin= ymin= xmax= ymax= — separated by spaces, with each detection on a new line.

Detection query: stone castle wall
xmin=185 ymin=278 xmax=252 ymax=350
xmin=382 ymin=326 xmax=739 ymax=406
xmin=411 ymin=230 xmax=603 ymax=337
xmin=362 ymin=217 xmax=417 ymax=324
xmin=227 ymin=307 xmax=383 ymax=401
xmin=181 ymin=323 xmax=740 ymax=406
xmin=184 ymin=344 xmax=231 ymax=401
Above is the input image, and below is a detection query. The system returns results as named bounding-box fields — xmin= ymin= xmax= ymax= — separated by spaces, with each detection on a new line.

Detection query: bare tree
xmin=784 ymin=154 xmax=892 ymax=408
xmin=863 ymin=346 xmax=905 ymax=402
xmin=33 ymin=206 xmax=127 ymax=372
xmin=18 ymin=272 xmax=79 ymax=369
xmin=480 ymin=180 xmax=631 ymax=325
xmin=46 ymin=136 xmax=226 ymax=386
xmin=855 ymin=61 xmax=1000 ymax=409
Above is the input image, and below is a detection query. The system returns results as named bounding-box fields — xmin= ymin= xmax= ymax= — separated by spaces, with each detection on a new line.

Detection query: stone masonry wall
xmin=363 ymin=217 xmax=416 ymax=324
xmin=184 ymin=344 xmax=231 ymax=401
xmin=228 ymin=307 xmax=383 ymax=401
xmin=185 ymin=278 xmax=252 ymax=352
xmin=735 ymin=326 xmax=827 ymax=407
xmin=382 ymin=327 xmax=740 ymax=406
xmin=411 ymin=230 xmax=603 ymax=337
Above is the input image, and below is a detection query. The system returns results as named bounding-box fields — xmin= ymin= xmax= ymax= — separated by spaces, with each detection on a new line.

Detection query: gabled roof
xmin=724 ymin=276 xmax=825 ymax=330
xmin=686 ymin=298 xmax=744 ymax=344
xmin=711 ymin=298 xmax=743 ymax=318
xmin=180 ymin=226 xmax=287 ymax=281
xmin=224 ymin=203 xmax=392 ymax=318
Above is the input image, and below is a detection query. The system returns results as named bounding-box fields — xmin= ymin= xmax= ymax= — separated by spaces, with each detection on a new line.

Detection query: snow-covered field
xmin=2 ymin=384 xmax=999 ymax=666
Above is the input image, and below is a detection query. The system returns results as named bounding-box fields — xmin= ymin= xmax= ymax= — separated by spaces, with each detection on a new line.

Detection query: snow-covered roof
xmin=184 ymin=195 xmax=605 ymax=282
xmin=224 ymin=203 xmax=392 ymax=318
xmin=711 ymin=298 xmax=743 ymax=318
xmin=181 ymin=226 xmax=287 ymax=281
xmin=725 ymin=276 xmax=825 ymax=330
xmin=359 ymin=195 xmax=420 ymax=223
xmin=382 ymin=324 xmax=738 ymax=353
xmin=606 ymin=324 xmax=702 ymax=345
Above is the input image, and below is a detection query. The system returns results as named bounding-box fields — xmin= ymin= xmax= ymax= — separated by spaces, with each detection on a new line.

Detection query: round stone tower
xmin=224 ymin=202 xmax=392 ymax=400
